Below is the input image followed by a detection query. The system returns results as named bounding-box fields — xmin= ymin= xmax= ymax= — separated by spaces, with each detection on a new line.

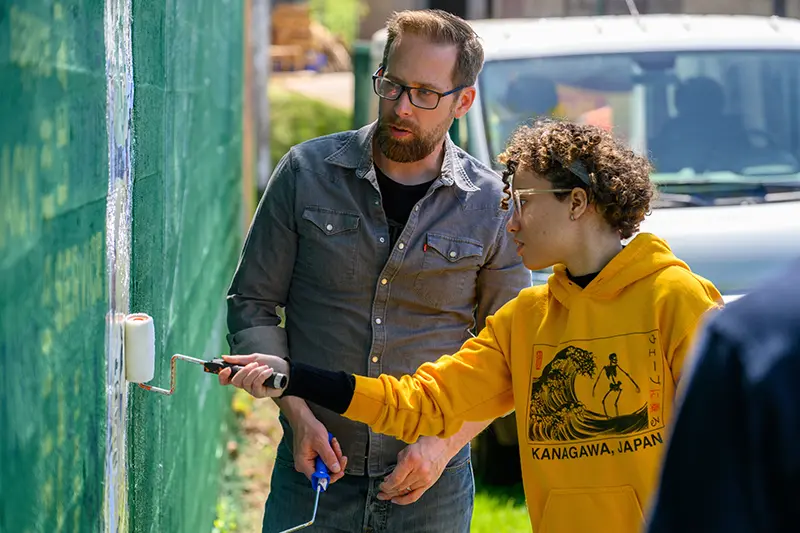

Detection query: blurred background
xmin=2 ymin=1 xmax=800 ymax=532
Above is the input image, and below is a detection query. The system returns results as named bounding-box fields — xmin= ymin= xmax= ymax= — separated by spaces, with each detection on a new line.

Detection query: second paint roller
xmin=123 ymin=313 xmax=288 ymax=394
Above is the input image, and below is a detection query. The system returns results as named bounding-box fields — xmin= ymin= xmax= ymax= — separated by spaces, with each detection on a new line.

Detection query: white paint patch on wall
xmin=102 ymin=0 xmax=134 ymax=531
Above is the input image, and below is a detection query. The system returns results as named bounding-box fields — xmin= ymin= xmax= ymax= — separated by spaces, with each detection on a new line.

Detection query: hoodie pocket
xmin=538 ymin=486 xmax=644 ymax=533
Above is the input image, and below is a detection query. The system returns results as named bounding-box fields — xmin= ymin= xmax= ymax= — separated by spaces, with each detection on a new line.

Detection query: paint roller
xmin=125 ymin=313 xmax=330 ymax=531
xmin=125 ymin=313 xmax=332 ymax=531
xmin=124 ymin=313 xmax=288 ymax=395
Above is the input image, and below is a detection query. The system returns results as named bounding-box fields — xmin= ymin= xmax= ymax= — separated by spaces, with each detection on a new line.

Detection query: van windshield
xmin=479 ymin=50 xmax=800 ymax=190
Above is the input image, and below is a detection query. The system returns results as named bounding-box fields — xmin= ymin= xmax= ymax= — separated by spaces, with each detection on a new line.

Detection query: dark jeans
xmin=262 ymin=439 xmax=475 ymax=533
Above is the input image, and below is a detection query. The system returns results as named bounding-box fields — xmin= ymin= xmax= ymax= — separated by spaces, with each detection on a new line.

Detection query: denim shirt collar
xmin=324 ymin=121 xmax=481 ymax=193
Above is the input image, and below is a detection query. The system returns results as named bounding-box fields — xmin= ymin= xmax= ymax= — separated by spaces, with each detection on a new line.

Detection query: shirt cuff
xmin=226 ymin=325 xmax=288 ymax=359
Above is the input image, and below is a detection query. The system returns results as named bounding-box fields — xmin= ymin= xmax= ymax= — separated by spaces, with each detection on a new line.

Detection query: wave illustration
xmin=529 ymin=345 xmax=649 ymax=442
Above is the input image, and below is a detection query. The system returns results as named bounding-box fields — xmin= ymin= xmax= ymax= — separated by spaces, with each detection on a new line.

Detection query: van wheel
xmin=471 ymin=427 xmax=522 ymax=486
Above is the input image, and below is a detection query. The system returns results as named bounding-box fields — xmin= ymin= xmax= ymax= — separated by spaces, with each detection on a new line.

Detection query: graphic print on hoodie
xmin=528 ymin=333 xmax=665 ymax=461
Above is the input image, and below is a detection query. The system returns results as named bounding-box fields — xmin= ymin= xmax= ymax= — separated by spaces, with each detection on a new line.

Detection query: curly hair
xmin=498 ymin=119 xmax=655 ymax=239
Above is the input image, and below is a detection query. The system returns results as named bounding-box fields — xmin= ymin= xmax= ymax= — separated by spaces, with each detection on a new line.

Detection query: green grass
xmin=211 ymin=495 xmax=240 ymax=533
xmin=472 ymin=481 xmax=532 ymax=533
xmin=212 ymin=399 xmax=245 ymax=533
xmin=269 ymin=88 xmax=353 ymax=169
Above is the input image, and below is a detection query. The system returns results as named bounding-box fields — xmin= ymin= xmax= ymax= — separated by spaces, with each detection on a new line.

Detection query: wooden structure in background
xmin=271 ymin=4 xmax=312 ymax=71
xmin=270 ymin=3 xmax=352 ymax=72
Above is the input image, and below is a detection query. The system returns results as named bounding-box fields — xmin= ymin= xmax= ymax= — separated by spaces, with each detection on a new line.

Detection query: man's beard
xmin=376 ymin=111 xmax=454 ymax=163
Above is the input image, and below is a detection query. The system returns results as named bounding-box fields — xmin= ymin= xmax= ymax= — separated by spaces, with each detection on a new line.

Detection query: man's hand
xmin=378 ymin=420 xmax=492 ymax=505
xmin=290 ymin=410 xmax=348 ymax=485
xmin=377 ymin=436 xmax=452 ymax=505
xmin=220 ymin=357 xmax=349 ymax=485
xmin=217 ymin=354 xmax=289 ymax=398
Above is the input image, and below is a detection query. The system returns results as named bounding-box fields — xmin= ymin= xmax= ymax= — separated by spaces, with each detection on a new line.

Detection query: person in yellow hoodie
xmin=219 ymin=119 xmax=723 ymax=533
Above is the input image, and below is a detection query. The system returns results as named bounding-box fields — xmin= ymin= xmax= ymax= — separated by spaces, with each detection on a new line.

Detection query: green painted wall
xmin=1 ymin=2 xmax=108 ymax=531
xmin=0 ymin=0 xmax=244 ymax=531
xmin=127 ymin=0 xmax=244 ymax=531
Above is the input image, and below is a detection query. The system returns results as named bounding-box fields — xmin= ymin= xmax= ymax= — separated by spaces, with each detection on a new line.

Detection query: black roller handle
xmin=203 ymin=358 xmax=288 ymax=389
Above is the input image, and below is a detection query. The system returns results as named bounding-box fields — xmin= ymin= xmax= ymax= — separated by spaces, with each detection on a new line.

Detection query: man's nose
xmin=393 ymin=90 xmax=414 ymax=117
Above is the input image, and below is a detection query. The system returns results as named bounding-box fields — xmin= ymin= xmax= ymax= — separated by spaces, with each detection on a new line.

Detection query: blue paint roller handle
xmin=311 ymin=432 xmax=333 ymax=492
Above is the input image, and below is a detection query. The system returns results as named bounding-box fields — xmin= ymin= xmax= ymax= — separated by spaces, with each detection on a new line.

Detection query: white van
xmin=370 ymin=14 xmax=800 ymax=483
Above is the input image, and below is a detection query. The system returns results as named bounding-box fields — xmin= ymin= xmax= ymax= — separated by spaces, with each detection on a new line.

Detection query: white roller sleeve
xmin=124 ymin=313 xmax=156 ymax=383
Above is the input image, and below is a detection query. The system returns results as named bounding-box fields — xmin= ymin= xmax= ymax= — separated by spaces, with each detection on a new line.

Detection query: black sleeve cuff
xmin=281 ymin=360 xmax=355 ymax=414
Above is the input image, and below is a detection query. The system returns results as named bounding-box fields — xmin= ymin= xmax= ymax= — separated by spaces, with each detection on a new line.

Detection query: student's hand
xmin=290 ymin=410 xmax=348 ymax=485
xmin=218 ymin=353 xmax=289 ymax=398
xmin=377 ymin=436 xmax=451 ymax=505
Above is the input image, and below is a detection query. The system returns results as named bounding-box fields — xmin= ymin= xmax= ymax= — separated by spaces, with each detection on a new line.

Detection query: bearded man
xmin=225 ymin=9 xmax=529 ymax=532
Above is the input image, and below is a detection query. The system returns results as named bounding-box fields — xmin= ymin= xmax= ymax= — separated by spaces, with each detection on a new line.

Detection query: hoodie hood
xmin=548 ymin=233 xmax=689 ymax=308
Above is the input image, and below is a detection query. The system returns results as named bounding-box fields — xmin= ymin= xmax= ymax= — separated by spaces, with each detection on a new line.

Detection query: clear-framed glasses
xmin=372 ymin=67 xmax=466 ymax=110
xmin=512 ymin=187 xmax=574 ymax=213
xmin=503 ymin=160 xmax=577 ymax=213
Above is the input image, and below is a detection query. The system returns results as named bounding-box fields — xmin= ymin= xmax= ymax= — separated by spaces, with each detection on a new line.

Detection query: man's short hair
xmin=381 ymin=9 xmax=485 ymax=88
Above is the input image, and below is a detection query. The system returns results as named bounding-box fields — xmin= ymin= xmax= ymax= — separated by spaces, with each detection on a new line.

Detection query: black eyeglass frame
xmin=371 ymin=66 xmax=467 ymax=110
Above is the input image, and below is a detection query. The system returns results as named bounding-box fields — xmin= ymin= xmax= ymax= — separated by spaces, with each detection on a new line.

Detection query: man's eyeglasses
xmin=372 ymin=67 xmax=465 ymax=110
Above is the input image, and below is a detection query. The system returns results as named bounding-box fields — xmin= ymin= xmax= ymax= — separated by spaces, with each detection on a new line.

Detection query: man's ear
xmin=454 ymin=87 xmax=476 ymax=119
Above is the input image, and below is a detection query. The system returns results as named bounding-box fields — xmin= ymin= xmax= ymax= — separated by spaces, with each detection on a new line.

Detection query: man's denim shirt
xmin=227 ymin=122 xmax=530 ymax=477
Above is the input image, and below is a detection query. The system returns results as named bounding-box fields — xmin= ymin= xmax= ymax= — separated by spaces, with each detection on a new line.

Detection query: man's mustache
xmin=382 ymin=120 xmax=418 ymax=134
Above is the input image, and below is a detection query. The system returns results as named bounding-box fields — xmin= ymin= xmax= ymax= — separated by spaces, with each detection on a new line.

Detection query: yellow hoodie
xmin=343 ymin=234 xmax=723 ymax=533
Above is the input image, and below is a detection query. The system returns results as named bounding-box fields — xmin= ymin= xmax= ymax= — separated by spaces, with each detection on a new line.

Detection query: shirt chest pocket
xmin=414 ymin=232 xmax=484 ymax=309
xmin=300 ymin=207 xmax=361 ymax=286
